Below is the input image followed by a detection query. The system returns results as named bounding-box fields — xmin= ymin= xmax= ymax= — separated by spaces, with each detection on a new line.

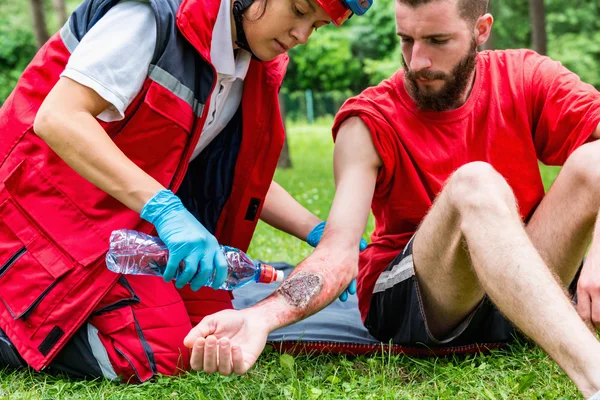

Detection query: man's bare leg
xmin=416 ymin=141 xmax=600 ymax=333
xmin=526 ymin=143 xmax=600 ymax=286
xmin=412 ymin=160 xmax=600 ymax=398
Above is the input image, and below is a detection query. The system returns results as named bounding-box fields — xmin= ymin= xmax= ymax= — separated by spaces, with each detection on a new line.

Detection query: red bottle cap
xmin=258 ymin=264 xmax=284 ymax=284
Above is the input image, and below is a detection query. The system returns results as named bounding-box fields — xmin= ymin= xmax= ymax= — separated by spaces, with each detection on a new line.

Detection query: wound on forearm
xmin=276 ymin=272 xmax=323 ymax=309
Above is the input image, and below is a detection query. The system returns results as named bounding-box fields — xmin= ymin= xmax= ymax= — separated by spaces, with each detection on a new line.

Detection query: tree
xmin=28 ymin=0 xmax=49 ymax=49
xmin=51 ymin=0 xmax=68 ymax=26
xmin=287 ymin=29 xmax=363 ymax=93
xmin=529 ymin=0 xmax=547 ymax=55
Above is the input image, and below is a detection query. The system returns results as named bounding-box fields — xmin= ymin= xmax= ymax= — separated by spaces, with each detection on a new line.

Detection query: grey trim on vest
xmin=148 ymin=64 xmax=205 ymax=117
xmin=86 ymin=323 xmax=118 ymax=381
xmin=373 ymin=254 xmax=415 ymax=294
xmin=60 ymin=19 xmax=80 ymax=54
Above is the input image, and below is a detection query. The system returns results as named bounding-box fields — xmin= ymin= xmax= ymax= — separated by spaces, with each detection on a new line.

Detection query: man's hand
xmin=576 ymin=255 xmax=600 ymax=331
xmin=184 ymin=309 xmax=270 ymax=375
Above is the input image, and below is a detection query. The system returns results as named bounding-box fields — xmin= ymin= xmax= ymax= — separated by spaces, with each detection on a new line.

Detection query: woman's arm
xmin=34 ymin=77 xmax=164 ymax=212
xmin=260 ymin=180 xmax=322 ymax=241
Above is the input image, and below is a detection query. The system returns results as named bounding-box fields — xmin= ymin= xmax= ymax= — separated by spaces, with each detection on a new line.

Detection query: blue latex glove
xmin=306 ymin=221 xmax=368 ymax=302
xmin=140 ymin=190 xmax=228 ymax=291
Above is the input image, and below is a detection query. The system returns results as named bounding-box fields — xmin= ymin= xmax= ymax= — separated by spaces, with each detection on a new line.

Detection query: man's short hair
xmin=397 ymin=0 xmax=489 ymax=25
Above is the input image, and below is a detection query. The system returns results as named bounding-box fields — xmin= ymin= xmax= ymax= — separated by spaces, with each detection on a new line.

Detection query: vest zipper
xmin=92 ymin=276 xmax=140 ymax=316
xmin=19 ymin=277 xmax=64 ymax=321
xmin=169 ymin=24 xmax=218 ymax=193
xmin=115 ymin=345 xmax=142 ymax=382
xmin=0 ymin=247 xmax=26 ymax=279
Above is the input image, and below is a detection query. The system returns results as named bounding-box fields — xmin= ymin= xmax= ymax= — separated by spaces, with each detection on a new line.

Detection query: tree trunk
xmin=52 ymin=0 xmax=68 ymax=26
xmin=277 ymin=92 xmax=292 ymax=169
xmin=529 ymin=0 xmax=547 ymax=55
xmin=29 ymin=0 xmax=50 ymax=49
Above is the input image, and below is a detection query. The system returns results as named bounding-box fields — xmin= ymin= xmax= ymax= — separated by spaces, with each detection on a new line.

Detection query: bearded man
xmin=185 ymin=0 xmax=600 ymax=397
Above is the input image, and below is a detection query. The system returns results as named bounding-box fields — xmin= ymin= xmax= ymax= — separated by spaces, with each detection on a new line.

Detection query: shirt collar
xmin=210 ymin=0 xmax=251 ymax=79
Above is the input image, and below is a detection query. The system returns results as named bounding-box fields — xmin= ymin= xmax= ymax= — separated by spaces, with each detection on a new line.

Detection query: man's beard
xmin=402 ymin=39 xmax=478 ymax=112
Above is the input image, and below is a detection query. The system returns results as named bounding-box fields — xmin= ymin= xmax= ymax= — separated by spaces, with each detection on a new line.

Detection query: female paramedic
xmin=0 ymin=0 xmax=370 ymax=382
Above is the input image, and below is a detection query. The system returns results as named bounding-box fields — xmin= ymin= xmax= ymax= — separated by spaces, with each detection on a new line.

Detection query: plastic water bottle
xmin=106 ymin=229 xmax=284 ymax=290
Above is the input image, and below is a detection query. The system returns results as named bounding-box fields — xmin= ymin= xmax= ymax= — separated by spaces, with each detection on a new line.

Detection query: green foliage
xmin=285 ymin=0 xmax=397 ymax=93
xmin=0 ymin=25 xmax=36 ymax=104
xmin=279 ymin=353 xmax=295 ymax=372
xmin=549 ymin=32 xmax=600 ymax=89
xmin=363 ymin=46 xmax=402 ymax=87
xmin=546 ymin=0 xmax=599 ymax=34
xmin=0 ymin=345 xmax=581 ymax=399
xmin=0 ymin=1 xmax=38 ymax=105
xmin=286 ymin=29 xmax=363 ymax=92
xmin=0 ymin=0 xmax=78 ymax=105
xmin=545 ymin=0 xmax=600 ymax=88
xmin=488 ymin=0 xmax=531 ymax=50
xmin=347 ymin=0 xmax=397 ymax=61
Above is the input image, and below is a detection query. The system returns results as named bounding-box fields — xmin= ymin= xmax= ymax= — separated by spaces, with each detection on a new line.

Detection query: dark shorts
xmin=364 ymin=237 xmax=518 ymax=348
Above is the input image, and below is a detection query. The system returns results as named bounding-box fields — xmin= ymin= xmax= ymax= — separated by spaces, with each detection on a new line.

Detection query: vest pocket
xmin=144 ymin=81 xmax=195 ymax=134
xmin=3 ymin=158 xmax=107 ymax=266
xmin=0 ymin=247 xmax=26 ymax=279
xmin=0 ymin=198 xmax=74 ymax=324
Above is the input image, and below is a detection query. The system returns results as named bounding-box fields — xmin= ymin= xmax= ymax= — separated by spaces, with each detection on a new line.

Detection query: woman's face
xmin=243 ymin=0 xmax=332 ymax=61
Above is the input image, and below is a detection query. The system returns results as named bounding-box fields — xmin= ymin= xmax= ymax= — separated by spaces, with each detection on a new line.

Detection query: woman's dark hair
xmin=244 ymin=0 xmax=270 ymax=22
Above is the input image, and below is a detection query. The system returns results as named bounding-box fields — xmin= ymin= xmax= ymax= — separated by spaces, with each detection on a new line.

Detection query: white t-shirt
xmin=60 ymin=0 xmax=251 ymax=161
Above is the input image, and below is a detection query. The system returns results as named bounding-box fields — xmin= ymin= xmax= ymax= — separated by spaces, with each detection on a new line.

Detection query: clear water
xmin=106 ymin=230 xmax=264 ymax=290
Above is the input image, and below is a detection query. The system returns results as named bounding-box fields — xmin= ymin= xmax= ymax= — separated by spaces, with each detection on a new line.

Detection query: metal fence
xmin=280 ymin=89 xmax=355 ymax=123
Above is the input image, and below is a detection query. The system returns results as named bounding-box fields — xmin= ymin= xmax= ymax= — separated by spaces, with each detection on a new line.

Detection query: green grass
xmin=0 ymin=120 xmax=577 ymax=399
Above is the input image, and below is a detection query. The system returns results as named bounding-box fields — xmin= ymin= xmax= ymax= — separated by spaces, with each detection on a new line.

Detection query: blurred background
xmin=1 ymin=0 xmax=599 ymax=119
xmin=0 ymin=0 xmax=594 ymax=188
xmin=2 ymin=0 xmax=600 ymax=111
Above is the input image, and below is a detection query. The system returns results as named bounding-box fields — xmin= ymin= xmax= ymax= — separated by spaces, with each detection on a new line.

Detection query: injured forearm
xmin=251 ymin=246 xmax=358 ymax=331
xmin=254 ymin=117 xmax=381 ymax=331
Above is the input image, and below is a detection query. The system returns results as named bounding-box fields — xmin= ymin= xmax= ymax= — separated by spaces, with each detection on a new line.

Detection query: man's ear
xmin=474 ymin=13 xmax=494 ymax=47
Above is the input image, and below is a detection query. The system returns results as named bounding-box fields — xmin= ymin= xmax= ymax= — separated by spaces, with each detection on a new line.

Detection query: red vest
xmin=0 ymin=0 xmax=288 ymax=370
